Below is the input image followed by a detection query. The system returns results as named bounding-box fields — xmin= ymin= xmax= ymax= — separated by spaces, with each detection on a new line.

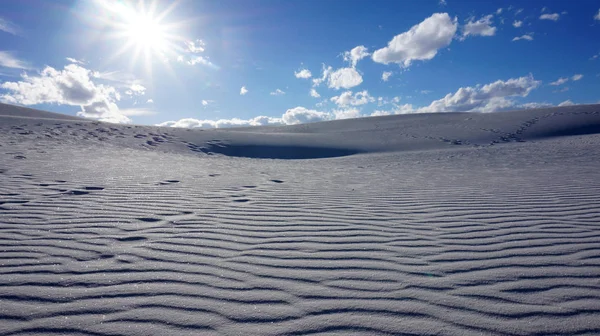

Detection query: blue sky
xmin=0 ymin=0 xmax=599 ymax=127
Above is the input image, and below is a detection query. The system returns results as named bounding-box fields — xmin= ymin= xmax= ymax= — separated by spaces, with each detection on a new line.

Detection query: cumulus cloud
xmin=158 ymin=76 xmax=543 ymax=129
xmin=147 ymin=99 xmax=154 ymax=103
xmin=461 ymin=15 xmax=496 ymax=39
xmin=0 ymin=17 xmax=20 ymax=35
xmin=418 ymin=75 xmax=540 ymax=113
xmin=330 ymin=90 xmax=374 ymax=106
xmin=270 ymin=89 xmax=285 ymax=96
xmin=595 ymin=9 xmax=600 ymax=20
xmin=540 ymin=13 xmax=560 ymax=21
xmin=372 ymin=13 xmax=457 ymax=66
xmin=310 ymin=88 xmax=321 ymax=98
xmin=558 ymin=100 xmax=574 ymax=106
xmin=343 ymin=46 xmax=370 ymax=67
xmin=185 ymin=39 xmax=205 ymax=53
xmin=187 ymin=56 xmax=213 ymax=66
xmin=240 ymin=86 xmax=248 ymax=95
xmin=312 ymin=65 xmax=333 ymax=87
xmin=201 ymin=100 xmax=208 ymax=106
xmin=512 ymin=33 xmax=533 ymax=41
xmin=158 ymin=106 xmax=342 ymax=129
xmin=0 ymin=63 xmax=131 ymax=123
xmin=294 ymin=68 xmax=312 ymax=79
xmin=282 ymin=106 xmax=331 ymax=124
xmin=157 ymin=116 xmax=284 ymax=129
xmin=513 ymin=20 xmax=523 ymax=27
xmin=332 ymin=107 xmax=361 ymax=120
xmin=125 ymin=83 xmax=146 ymax=96
xmin=439 ymin=0 xmax=447 ymax=6
xmin=382 ymin=71 xmax=392 ymax=82
xmin=572 ymin=74 xmax=583 ymax=81
xmin=327 ymin=67 xmax=363 ymax=90
xmin=373 ymin=77 xmax=539 ymax=115
xmin=0 ymin=51 xmax=30 ymax=69
xmin=520 ymin=102 xmax=553 ymax=109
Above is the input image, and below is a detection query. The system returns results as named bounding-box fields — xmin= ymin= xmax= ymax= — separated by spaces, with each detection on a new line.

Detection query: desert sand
xmin=1 ymin=102 xmax=600 ymax=335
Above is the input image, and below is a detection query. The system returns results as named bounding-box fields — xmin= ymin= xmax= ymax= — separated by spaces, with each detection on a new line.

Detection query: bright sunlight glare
xmin=93 ymin=0 xmax=184 ymax=76
xmin=125 ymin=14 xmax=166 ymax=51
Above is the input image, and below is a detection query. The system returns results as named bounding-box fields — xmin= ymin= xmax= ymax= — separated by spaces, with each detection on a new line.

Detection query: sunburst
xmin=94 ymin=0 xmax=185 ymax=76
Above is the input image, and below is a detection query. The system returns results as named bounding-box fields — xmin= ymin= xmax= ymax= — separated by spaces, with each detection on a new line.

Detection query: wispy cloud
xmin=0 ymin=17 xmax=20 ymax=35
xmin=512 ymin=33 xmax=533 ymax=41
xmin=0 ymin=51 xmax=30 ymax=69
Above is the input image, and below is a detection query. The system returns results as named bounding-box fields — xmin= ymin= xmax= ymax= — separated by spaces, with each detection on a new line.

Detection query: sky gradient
xmin=0 ymin=0 xmax=599 ymax=126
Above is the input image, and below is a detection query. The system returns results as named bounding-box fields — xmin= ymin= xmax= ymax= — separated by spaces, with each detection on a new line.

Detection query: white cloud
xmin=202 ymin=100 xmax=208 ymax=106
xmin=550 ymin=77 xmax=568 ymax=86
xmin=187 ymin=56 xmax=213 ymax=66
xmin=147 ymin=99 xmax=154 ymax=103
xmin=270 ymin=89 xmax=285 ymax=96
xmin=158 ymin=105 xmax=357 ymax=129
xmin=66 ymin=57 xmax=84 ymax=65
xmin=240 ymin=86 xmax=248 ymax=95
xmin=439 ymin=0 xmax=447 ymax=6
xmin=310 ymin=88 xmax=321 ymax=98
xmin=372 ymin=13 xmax=457 ymax=66
xmin=332 ymin=107 xmax=361 ymax=120
xmin=312 ymin=65 xmax=332 ymax=87
xmin=513 ymin=20 xmax=523 ymax=27
xmin=520 ymin=102 xmax=553 ymax=109
xmin=157 ymin=116 xmax=284 ymax=129
xmin=119 ymin=108 xmax=156 ymax=116
xmin=382 ymin=71 xmax=392 ymax=81
xmin=550 ymin=74 xmax=582 ymax=86
xmin=496 ymin=8 xmax=503 ymax=15
xmin=294 ymin=68 xmax=312 ymax=79
xmin=0 ymin=17 xmax=20 ymax=35
xmin=462 ymin=15 xmax=496 ymax=39
xmin=540 ymin=13 xmax=560 ymax=21
xmin=418 ymin=75 xmax=541 ymax=113
xmin=330 ymin=90 xmax=374 ymax=106
xmin=185 ymin=39 xmax=205 ymax=53
xmin=514 ymin=8 xmax=524 ymax=16
xmin=558 ymin=100 xmax=574 ymax=106
xmin=0 ymin=64 xmax=131 ymax=123
xmin=343 ymin=45 xmax=370 ymax=67
xmin=0 ymin=51 xmax=30 ymax=69
xmin=282 ymin=106 xmax=330 ymax=124
xmin=157 ymin=76 xmax=543 ymax=128
xmin=595 ymin=9 xmax=600 ymax=20
xmin=126 ymin=83 xmax=146 ymax=95
xmin=327 ymin=67 xmax=363 ymax=90
xmin=512 ymin=33 xmax=533 ymax=41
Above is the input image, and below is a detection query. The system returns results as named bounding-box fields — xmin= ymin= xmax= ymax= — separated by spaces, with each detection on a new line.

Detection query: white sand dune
xmin=1 ymin=102 xmax=600 ymax=335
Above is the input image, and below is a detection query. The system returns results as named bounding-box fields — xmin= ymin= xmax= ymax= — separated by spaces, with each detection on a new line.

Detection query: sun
xmin=94 ymin=0 xmax=184 ymax=74
xmin=124 ymin=14 xmax=167 ymax=52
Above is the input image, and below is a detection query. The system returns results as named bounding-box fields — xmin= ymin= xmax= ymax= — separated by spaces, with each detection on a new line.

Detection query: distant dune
xmin=1 ymin=102 xmax=600 ymax=335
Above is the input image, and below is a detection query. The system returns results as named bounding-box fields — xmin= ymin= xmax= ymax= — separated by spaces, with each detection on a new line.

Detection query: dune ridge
xmin=1 ymin=103 xmax=600 ymax=335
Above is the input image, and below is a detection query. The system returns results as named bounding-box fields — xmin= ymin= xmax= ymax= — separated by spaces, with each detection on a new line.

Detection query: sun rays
xmin=93 ymin=0 xmax=186 ymax=76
